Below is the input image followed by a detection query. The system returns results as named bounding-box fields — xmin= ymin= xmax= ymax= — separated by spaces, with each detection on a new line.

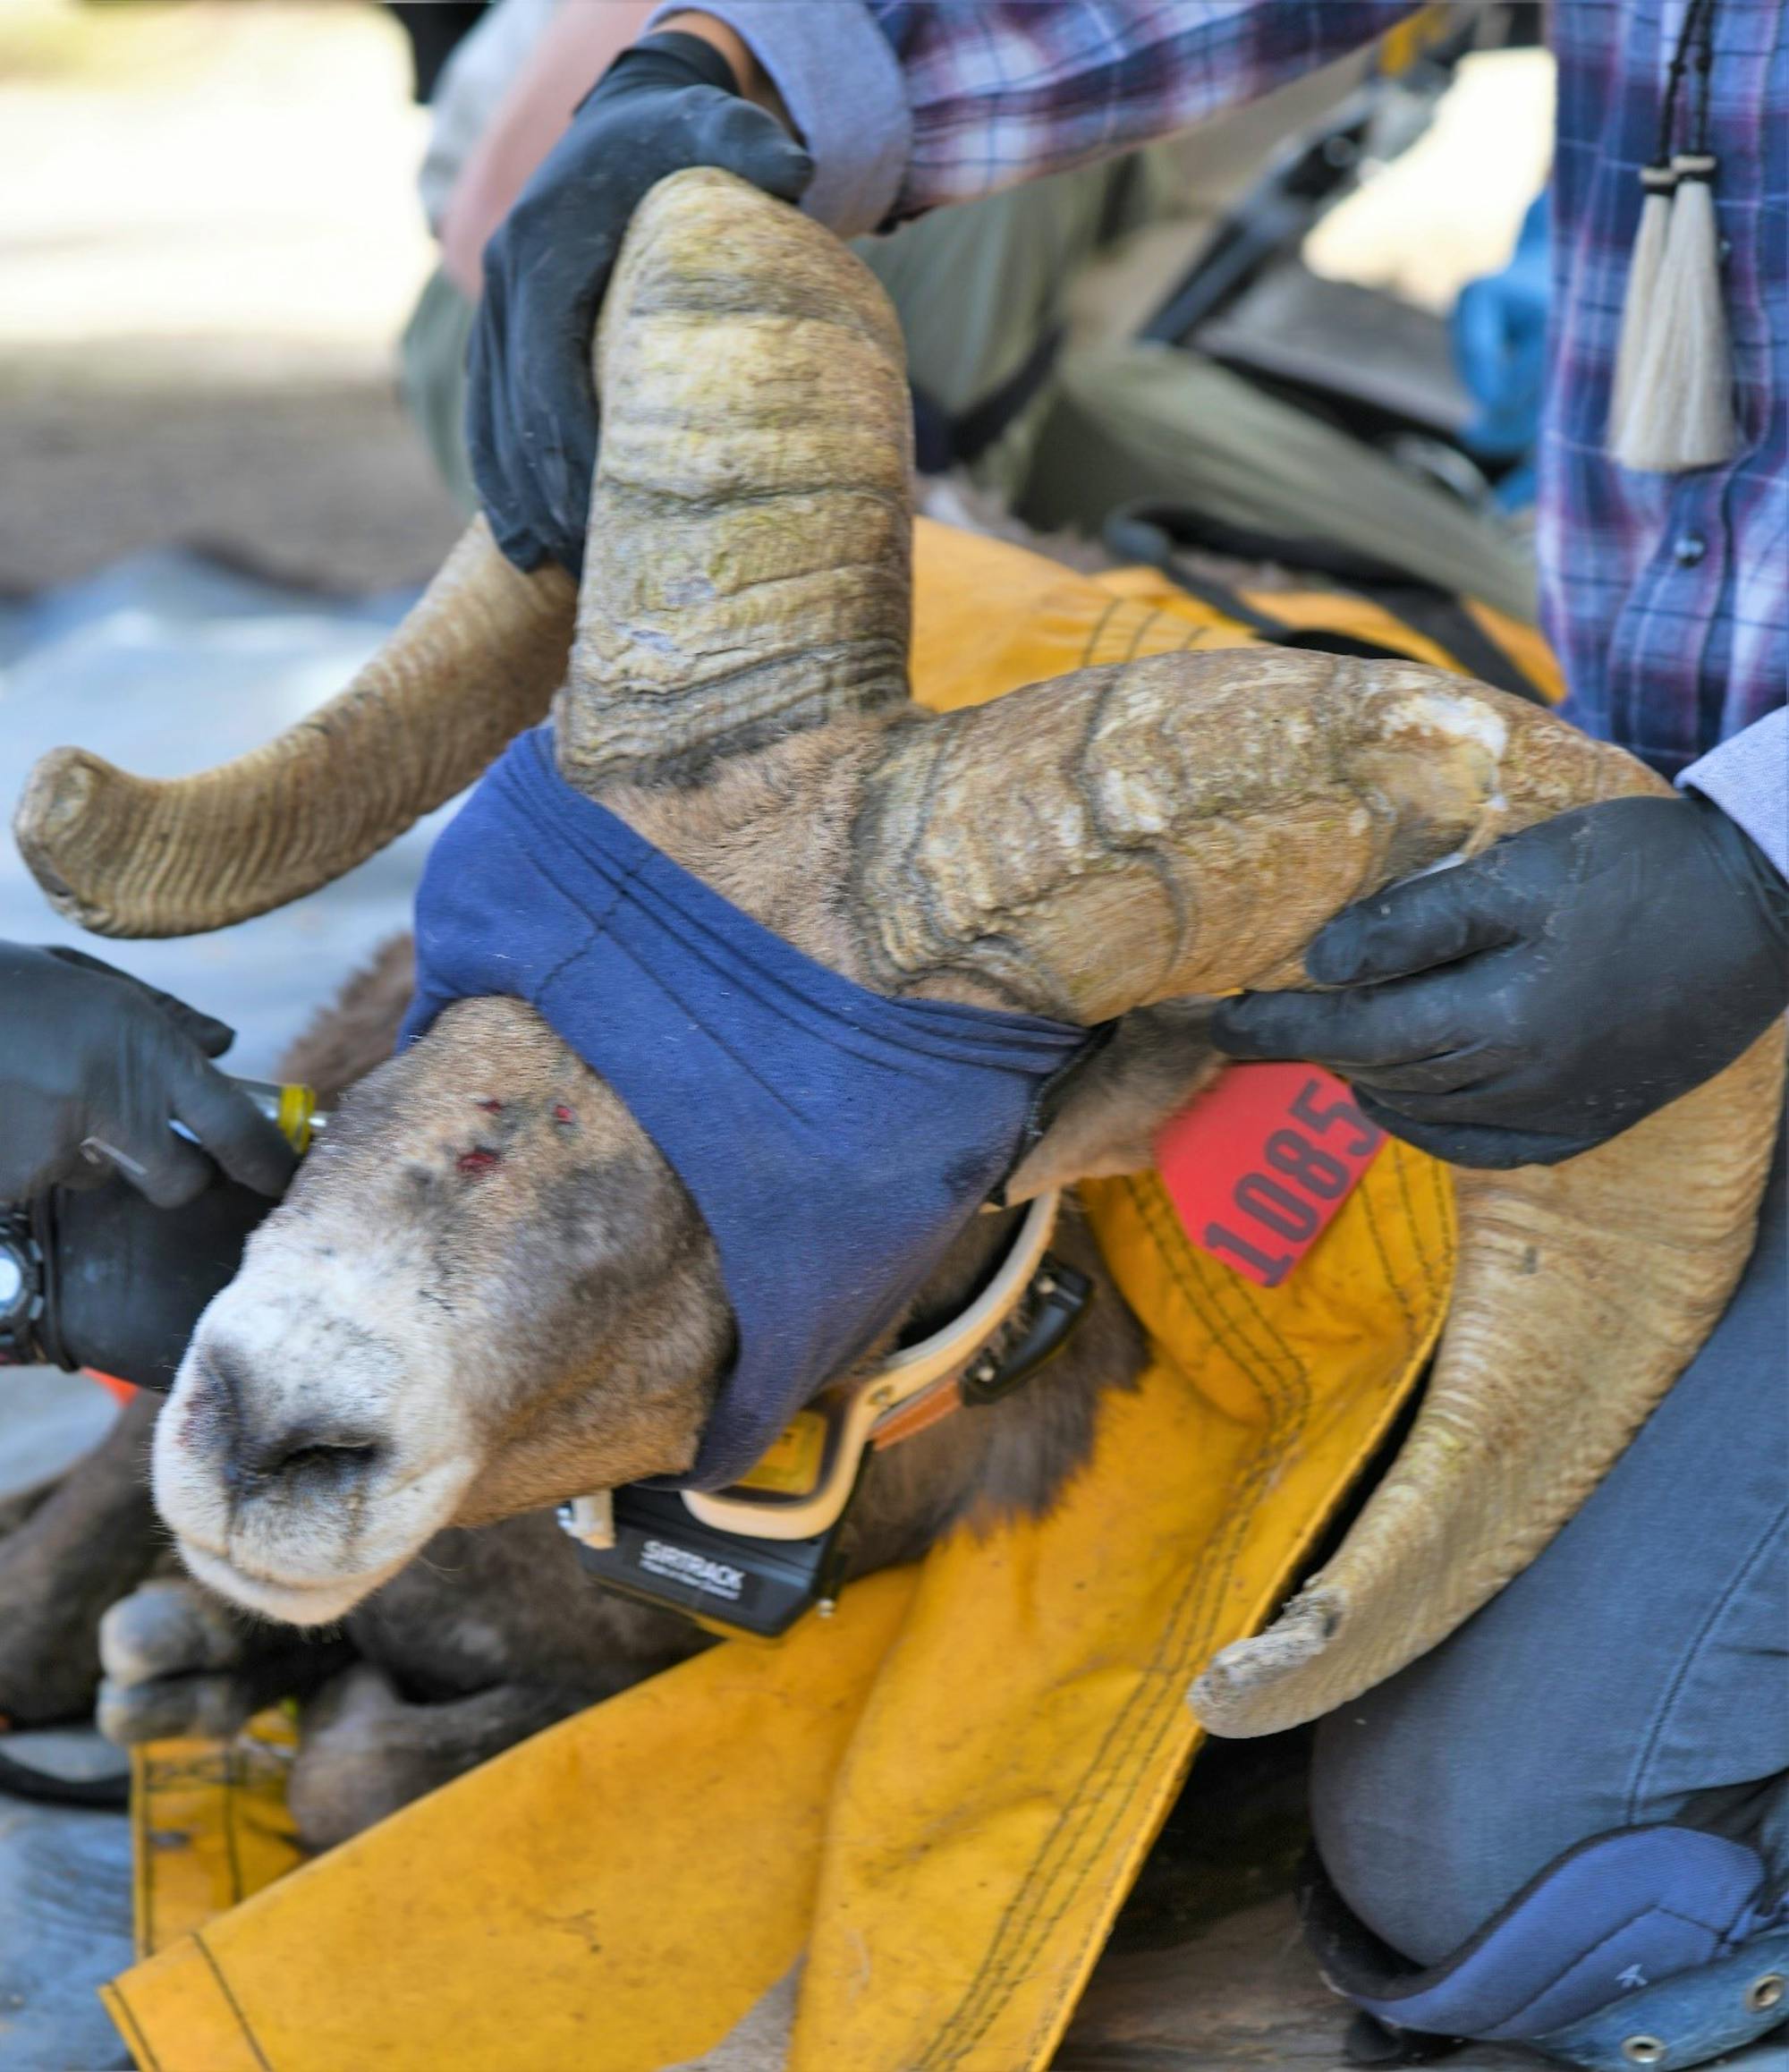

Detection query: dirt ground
xmin=0 ymin=0 xmax=458 ymax=596
xmin=0 ymin=362 xmax=460 ymax=597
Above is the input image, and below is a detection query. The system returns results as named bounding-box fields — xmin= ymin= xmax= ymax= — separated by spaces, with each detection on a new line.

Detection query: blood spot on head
xmin=476 ymin=1098 xmax=504 ymax=1115
xmin=553 ymin=1105 xmax=575 ymax=1125
xmin=457 ymin=1149 xmax=501 ymax=1177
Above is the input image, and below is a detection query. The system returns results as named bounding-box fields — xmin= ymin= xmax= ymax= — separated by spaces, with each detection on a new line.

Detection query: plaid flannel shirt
xmin=674 ymin=0 xmax=1785 ymax=851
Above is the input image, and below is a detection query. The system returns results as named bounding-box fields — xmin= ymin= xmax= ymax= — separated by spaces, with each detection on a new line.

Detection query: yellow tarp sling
xmin=105 ymin=519 xmax=1480 ymax=2072
xmin=905 ymin=523 xmax=1561 ymax=713
xmin=126 ymin=1712 xmax=303 ymax=1962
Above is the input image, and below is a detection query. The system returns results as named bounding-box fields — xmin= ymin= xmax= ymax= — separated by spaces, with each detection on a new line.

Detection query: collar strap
xmin=562 ymin=1189 xmax=1090 ymax=1552
xmin=686 ymin=1189 xmax=1067 ymax=1541
xmin=867 ymin=1230 xmax=1092 ymax=1448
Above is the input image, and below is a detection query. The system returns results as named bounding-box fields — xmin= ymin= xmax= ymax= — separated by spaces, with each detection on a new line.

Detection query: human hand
xmin=465 ymin=26 xmax=812 ymax=575
xmin=1212 ymin=795 xmax=1789 ymax=1168
xmin=47 ymin=1167 xmax=276 ymax=1386
xmin=0 ymin=943 xmax=295 ymax=1206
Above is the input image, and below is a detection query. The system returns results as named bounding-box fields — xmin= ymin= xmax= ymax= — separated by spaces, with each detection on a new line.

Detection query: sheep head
xmin=18 ymin=174 xmax=1783 ymax=1727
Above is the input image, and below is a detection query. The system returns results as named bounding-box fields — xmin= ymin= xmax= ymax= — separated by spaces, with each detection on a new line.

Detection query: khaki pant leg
xmin=852 ymin=157 xmax=1166 ymax=498
xmin=397 ymin=266 xmax=479 ymax=518
xmin=1022 ymin=341 xmax=1539 ymax=624
xmin=401 ymin=161 xmax=1164 ymax=515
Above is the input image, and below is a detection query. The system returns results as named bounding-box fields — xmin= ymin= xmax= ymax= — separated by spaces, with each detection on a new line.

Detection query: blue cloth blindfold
xmin=401 ymin=728 xmax=1088 ymax=1490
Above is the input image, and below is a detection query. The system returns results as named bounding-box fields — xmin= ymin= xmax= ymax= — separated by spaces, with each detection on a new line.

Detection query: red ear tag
xmin=1154 ymin=1064 xmax=1385 ymax=1287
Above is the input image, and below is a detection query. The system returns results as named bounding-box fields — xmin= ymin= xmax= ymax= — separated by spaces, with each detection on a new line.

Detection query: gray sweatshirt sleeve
xmin=1680 ymin=707 xmax=1788 ymax=879
xmin=646 ymin=1 xmax=911 ymax=236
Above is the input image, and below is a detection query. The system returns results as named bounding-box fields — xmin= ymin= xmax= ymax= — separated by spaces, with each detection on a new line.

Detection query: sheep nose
xmin=232 ymin=1425 xmax=384 ymax=1497
xmin=215 ymin=1412 xmax=384 ymax=1503
xmin=185 ymin=1344 xmax=386 ymax=1502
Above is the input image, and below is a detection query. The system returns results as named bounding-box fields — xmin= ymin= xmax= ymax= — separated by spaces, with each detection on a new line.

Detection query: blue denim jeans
xmin=1311 ymin=1117 xmax=1789 ymax=1970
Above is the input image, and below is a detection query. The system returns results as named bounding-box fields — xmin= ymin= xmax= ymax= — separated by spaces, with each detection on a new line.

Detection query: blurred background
xmin=2 ymin=0 xmax=1552 ymax=598
xmin=1 ymin=0 xmax=456 ymax=593
xmin=2 ymin=0 xmax=463 ymax=1084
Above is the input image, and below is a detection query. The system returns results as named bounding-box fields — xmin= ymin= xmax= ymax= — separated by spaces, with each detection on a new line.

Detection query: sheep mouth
xmin=153 ymin=1388 xmax=479 ymax=1626
xmin=174 ymin=1537 xmax=411 ymax=1628
xmin=159 ymin=1453 xmax=477 ymax=1627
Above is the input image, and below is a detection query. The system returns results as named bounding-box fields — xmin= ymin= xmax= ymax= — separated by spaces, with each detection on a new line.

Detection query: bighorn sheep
xmin=15 ymin=171 xmax=1783 ymax=1742
xmin=7 ymin=938 xmax=1152 ymax=1851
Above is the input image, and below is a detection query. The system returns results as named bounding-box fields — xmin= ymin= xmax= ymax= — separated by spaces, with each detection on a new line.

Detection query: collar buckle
xmin=960 ymin=1257 xmax=1090 ymax=1406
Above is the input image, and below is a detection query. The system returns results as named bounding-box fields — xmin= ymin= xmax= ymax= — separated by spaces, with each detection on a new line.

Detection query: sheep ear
xmin=1002 ymin=1003 xmax=1222 ymax=1203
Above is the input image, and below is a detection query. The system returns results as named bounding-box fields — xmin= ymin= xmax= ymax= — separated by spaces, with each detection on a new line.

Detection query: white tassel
xmin=1607 ymin=166 xmax=1675 ymax=454
xmin=1615 ymin=154 xmax=1739 ymax=472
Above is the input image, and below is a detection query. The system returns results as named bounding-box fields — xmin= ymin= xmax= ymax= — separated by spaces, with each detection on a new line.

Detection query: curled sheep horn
xmin=1194 ymin=1022 xmax=1782 ymax=1733
xmin=851 ymin=654 xmax=1785 ymax=1731
xmin=559 ymin=166 xmax=914 ymax=788
xmin=17 ymin=169 xmax=1783 ymax=1732
xmin=13 ymin=163 xmax=907 ymax=932
xmin=15 ymin=505 xmax=576 ymax=941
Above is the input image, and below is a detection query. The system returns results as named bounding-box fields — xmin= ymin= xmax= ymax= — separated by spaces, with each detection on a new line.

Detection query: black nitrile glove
xmin=1213 ymin=794 xmax=1789 ymax=1169
xmin=0 ymin=943 xmax=295 ymax=1207
xmin=44 ymin=1169 xmax=276 ymax=1388
xmin=467 ymin=29 xmax=814 ymax=575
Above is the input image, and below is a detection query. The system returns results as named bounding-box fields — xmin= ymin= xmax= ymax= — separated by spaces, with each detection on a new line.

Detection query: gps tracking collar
xmin=402 ymin=727 xmax=1091 ymax=1495
xmin=564 ymin=1188 xmax=1093 ymax=1640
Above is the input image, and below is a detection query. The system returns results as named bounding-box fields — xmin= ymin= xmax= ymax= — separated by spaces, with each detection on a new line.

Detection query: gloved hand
xmin=46 ymin=1168 xmax=276 ymax=1387
xmin=466 ymin=28 xmax=813 ymax=575
xmin=1213 ymin=794 xmax=1789 ymax=1168
xmin=0 ymin=943 xmax=295 ymax=1207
